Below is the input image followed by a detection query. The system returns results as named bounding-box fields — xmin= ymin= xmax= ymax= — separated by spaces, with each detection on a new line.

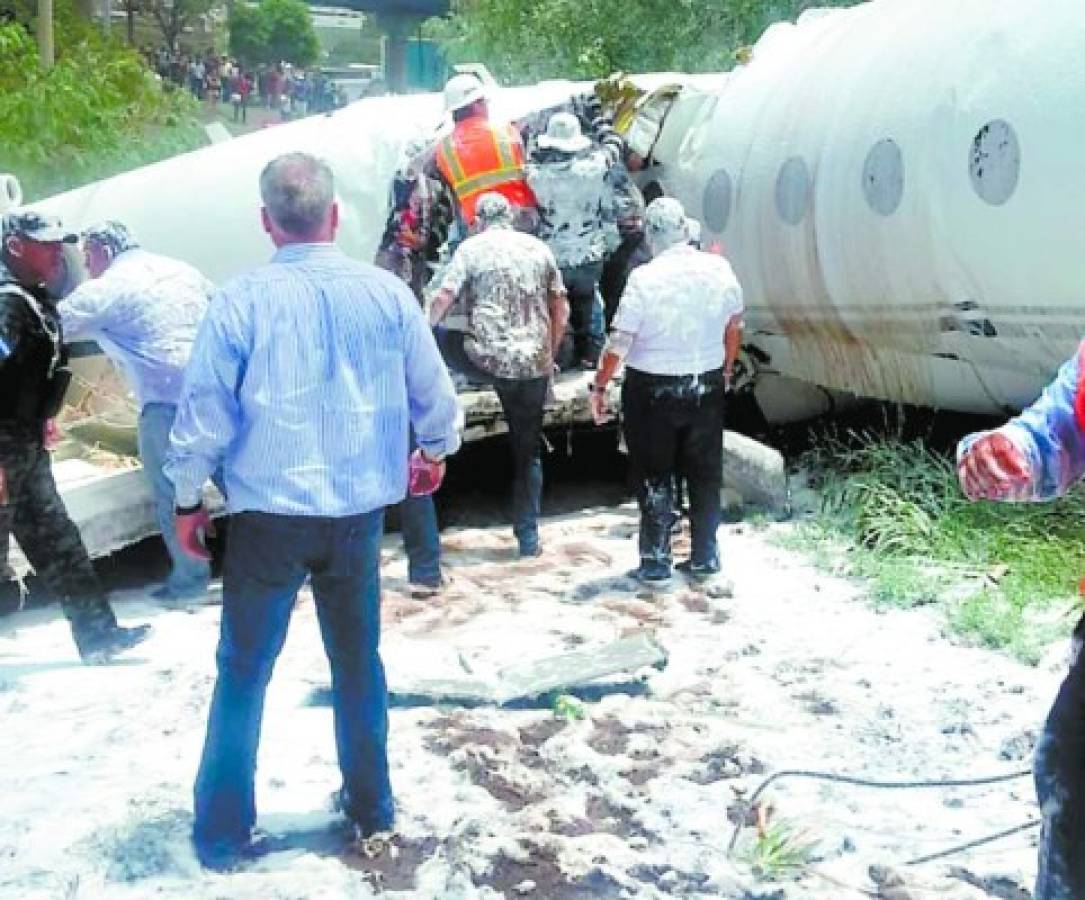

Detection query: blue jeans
xmin=140 ymin=403 xmax=217 ymax=595
xmin=434 ymin=328 xmax=547 ymax=552
xmin=193 ymin=509 xmax=393 ymax=849
xmin=398 ymin=494 xmax=440 ymax=585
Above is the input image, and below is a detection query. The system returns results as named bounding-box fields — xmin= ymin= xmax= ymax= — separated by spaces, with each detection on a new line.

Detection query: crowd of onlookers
xmin=145 ymin=47 xmax=348 ymax=123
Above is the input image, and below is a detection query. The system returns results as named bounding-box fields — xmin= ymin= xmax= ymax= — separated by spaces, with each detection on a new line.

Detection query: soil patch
xmin=475 ymin=846 xmax=624 ymax=898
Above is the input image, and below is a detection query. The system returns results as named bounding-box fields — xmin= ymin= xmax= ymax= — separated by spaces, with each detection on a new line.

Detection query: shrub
xmin=0 ymin=12 xmax=204 ymax=200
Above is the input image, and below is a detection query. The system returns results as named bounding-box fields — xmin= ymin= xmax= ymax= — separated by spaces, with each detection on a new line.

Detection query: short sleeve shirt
xmin=612 ymin=244 xmax=744 ymax=376
xmin=439 ymin=227 xmax=565 ymax=379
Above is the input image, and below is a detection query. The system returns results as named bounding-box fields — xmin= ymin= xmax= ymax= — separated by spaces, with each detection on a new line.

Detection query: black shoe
xmin=194 ymin=832 xmax=271 ymax=872
xmin=77 ymin=624 xmax=152 ymax=664
xmin=676 ymin=559 xmax=721 ymax=580
xmin=329 ymin=787 xmax=394 ymax=838
xmin=409 ymin=575 xmax=445 ymax=599
xmin=628 ymin=564 xmax=671 ymax=583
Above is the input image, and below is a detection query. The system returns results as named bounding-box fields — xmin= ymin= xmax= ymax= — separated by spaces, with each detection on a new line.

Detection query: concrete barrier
xmin=722 ymin=429 xmax=790 ymax=519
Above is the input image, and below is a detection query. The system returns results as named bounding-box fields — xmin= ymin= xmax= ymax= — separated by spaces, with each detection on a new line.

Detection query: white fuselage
xmin=656 ymin=0 xmax=1085 ymax=416
xmin=20 ymin=0 xmax=1085 ymax=420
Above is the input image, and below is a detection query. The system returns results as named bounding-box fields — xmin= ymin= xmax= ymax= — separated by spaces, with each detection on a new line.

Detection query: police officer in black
xmin=1 ymin=210 xmax=150 ymax=663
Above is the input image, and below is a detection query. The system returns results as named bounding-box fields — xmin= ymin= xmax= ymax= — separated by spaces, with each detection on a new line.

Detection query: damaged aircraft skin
xmin=7 ymin=0 xmax=1083 ymax=432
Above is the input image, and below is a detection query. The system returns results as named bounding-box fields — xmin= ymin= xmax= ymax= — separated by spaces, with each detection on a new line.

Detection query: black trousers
xmin=1034 ymin=617 xmax=1085 ymax=898
xmin=621 ymin=368 xmax=725 ymax=572
xmin=0 ymin=424 xmax=117 ymax=644
xmin=434 ymin=329 xmax=548 ymax=550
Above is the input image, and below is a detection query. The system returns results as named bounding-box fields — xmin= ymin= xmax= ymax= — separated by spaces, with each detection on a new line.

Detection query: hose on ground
xmin=726 ymin=767 xmax=1035 ymax=858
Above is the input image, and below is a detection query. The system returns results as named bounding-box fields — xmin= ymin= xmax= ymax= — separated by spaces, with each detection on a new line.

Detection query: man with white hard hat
xmin=434 ymin=73 xmax=536 ymax=229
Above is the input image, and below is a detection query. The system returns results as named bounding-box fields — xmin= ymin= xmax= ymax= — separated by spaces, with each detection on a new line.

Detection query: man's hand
xmin=408 ymin=448 xmax=446 ymax=496
xmin=958 ymin=432 xmax=1032 ymax=501
xmin=175 ymin=505 xmax=215 ymax=561
xmin=589 ymin=385 xmax=611 ymax=425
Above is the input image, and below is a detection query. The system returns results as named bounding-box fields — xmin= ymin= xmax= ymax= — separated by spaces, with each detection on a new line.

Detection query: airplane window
xmin=862 ymin=138 xmax=904 ymax=216
xmin=775 ymin=156 xmax=810 ymax=226
xmin=969 ymin=119 xmax=1020 ymax=206
xmin=703 ymin=169 xmax=733 ymax=233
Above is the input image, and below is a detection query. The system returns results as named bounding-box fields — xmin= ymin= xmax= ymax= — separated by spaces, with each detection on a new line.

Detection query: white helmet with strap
xmin=443 ymin=74 xmax=486 ymax=113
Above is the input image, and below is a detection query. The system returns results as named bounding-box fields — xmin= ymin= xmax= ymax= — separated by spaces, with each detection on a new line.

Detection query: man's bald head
xmin=259 ymin=153 xmax=338 ymax=245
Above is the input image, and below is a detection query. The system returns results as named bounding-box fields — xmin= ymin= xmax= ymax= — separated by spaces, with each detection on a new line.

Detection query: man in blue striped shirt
xmin=165 ymin=152 xmax=461 ymax=871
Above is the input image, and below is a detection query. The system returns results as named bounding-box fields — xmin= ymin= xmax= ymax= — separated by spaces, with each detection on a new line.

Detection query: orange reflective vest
xmin=435 ymin=116 xmax=536 ymax=225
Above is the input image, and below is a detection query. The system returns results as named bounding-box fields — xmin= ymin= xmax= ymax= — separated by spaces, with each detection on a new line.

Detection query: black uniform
xmin=0 ymin=261 xmax=122 ymax=655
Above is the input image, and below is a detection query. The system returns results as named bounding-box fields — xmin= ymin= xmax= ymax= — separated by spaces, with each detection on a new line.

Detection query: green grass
xmin=738 ymin=818 xmax=819 ymax=882
xmin=785 ymin=432 xmax=1085 ymax=663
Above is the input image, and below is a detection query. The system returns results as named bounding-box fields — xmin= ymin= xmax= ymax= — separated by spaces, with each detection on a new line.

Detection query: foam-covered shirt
xmin=957 ymin=343 xmax=1085 ymax=500
xmin=611 ymin=244 xmax=744 ymax=377
xmin=526 ymin=148 xmax=619 ymax=269
xmin=438 ymin=226 xmax=565 ymax=379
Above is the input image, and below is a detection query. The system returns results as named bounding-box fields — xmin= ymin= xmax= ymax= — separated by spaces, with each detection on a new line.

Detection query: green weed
xmin=739 ymin=817 xmax=819 ymax=882
xmin=552 ymin=694 xmax=586 ymax=721
xmin=790 ymin=431 xmax=1085 ymax=662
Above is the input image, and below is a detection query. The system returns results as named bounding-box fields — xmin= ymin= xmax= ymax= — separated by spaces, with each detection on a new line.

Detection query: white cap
xmin=443 ymin=73 xmax=486 ymax=113
xmin=537 ymin=112 xmax=591 ymax=153
xmin=644 ymin=197 xmax=689 ymax=253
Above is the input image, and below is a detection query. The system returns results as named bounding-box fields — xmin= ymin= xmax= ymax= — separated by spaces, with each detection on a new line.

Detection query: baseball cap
xmin=474 ymin=191 xmax=513 ymax=226
xmin=644 ymin=197 xmax=687 ymax=235
xmin=1 ymin=209 xmax=78 ymax=244
xmin=81 ymin=220 xmax=139 ymax=256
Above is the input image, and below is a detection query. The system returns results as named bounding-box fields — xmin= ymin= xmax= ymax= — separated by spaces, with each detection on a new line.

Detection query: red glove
xmin=958 ymin=432 xmax=1032 ymax=501
xmin=408 ymin=448 xmax=446 ymax=496
xmin=43 ymin=419 xmax=60 ymax=450
xmin=175 ymin=505 xmax=215 ymax=561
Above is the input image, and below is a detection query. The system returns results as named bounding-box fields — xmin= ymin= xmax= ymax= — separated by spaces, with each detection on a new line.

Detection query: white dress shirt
xmin=611 ymin=244 xmax=744 ymax=376
xmin=60 ymin=248 xmax=213 ymax=407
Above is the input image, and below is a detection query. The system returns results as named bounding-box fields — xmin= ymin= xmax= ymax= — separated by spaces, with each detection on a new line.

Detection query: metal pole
xmin=37 ymin=0 xmax=54 ymax=70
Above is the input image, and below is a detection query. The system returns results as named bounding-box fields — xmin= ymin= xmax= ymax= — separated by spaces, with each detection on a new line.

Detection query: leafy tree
xmin=227 ymin=1 xmax=268 ymax=65
xmin=228 ymin=0 xmax=319 ymax=67
xmin=262 ymin=0 xmax=318 ymax=66
xmin=144 ymin=0 xmax=217 ymax=51
xmin=0 ymin=2 xmax=203 ymax=200
xmin=430 ymin=0 xmax=860 ymax=82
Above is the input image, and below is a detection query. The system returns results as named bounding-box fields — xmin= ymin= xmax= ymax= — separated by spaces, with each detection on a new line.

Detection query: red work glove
xmin=589 ymin=384 xmax=611 ymax=425
xmin=957 ymin=432 xmax=1032 ymax=501
xmin=43 ymin=419 xmax=60 ymax=450
xmin=408 ymin=448 xmax=446 ymax=496
xmin=174 ymin=504 xmax=215 ymax=561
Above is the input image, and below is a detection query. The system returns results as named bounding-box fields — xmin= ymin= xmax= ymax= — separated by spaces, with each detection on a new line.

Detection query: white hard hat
xmin=444 ymin=73 xmax=486 ymax=113
xmin=537 ymin=112 xmax=591 ymax=154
